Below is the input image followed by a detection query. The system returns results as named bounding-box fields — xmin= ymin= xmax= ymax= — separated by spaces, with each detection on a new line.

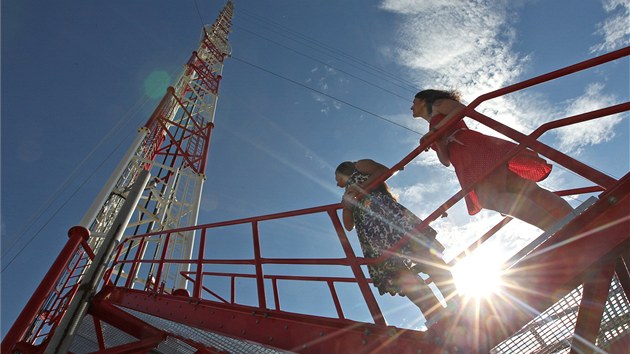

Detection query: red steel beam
xmin=478 ymin=172 xmax=630 ymax=350
xmin=616 ymin=244 xmax=630 ymax=301
xmin=608 ymin=331 xmax=630 ymax=353
xmin=88 ymin=336 xmax=164 ymax=354
xmin=251 ymin=221 xmax=267 ymax=309
xmin=1 ymin=226 xmax=90 ymax=353
xmin=510 ymin=173 xmax=629 ymax=302
xmin=100 ymin=286 xmax=450 ymax=354
xmin=570 ymin=260 xmax=616 ymax=353
xmin=89 ymin=298 xmax=167 ymax=341
xmin=89 ymin=296 xmax=224 ymax=354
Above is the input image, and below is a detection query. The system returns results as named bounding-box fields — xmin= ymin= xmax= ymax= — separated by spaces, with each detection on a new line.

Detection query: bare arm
xmin=342 ymin=204 xmax=354 ymax=231
xmin=420 ymin=99 xmax=466 ymax=166
xmin=352 ymin=159 xmax=390 ymax=193
xmin=339 ymin=159 xmax=390 ymax=231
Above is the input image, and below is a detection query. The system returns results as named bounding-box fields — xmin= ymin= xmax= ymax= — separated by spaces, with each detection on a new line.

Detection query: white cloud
xmin=306 ymin=65 xmax=347 ymax=115
xmin=412 ymin=150 xmax=443 ymax=167
xmin=319 ymin=79 xmax=329 ymax=91
xmin=380 ymin=0 xmax=523 ymax=98
xmin=380 ymin=0 xmax=625 ymax=152
xmin=555 ymin=83 xmax=623 ymax=153
xmin=380 ymin=0 xmax=479 ymax=16
xmin=378 ymin=0 xmax=626 ymax=267
xmin=590 ymin=0 xmax=630 ymax=53
xmin=393 ymin=178 xmax=446 ymax=206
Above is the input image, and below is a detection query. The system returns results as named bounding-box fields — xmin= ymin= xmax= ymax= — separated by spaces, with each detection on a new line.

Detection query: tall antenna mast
xmin=80 ymin=0 xmax=233 ymax=290
xmin=47 ymin=1 xmax=234 ymax=351
xmin=2 ymin=3 xmax=235 ymax=351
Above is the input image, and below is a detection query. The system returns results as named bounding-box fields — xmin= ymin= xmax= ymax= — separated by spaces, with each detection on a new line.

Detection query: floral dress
xmin=346 ymin=170 xmax=445 ymax=296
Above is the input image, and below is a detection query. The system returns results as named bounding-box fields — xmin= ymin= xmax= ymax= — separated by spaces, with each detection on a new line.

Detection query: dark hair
xmin=414 ymin=89 xmax=461 ymax=116
xmin=335 ymin=160 xmax=396 ymax=199
xmin=335 ymin=161 xmax=355 ymax=176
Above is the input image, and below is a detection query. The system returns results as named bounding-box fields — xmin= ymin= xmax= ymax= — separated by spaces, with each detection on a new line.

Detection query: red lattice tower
xmin=2 ymin=2 xmax=234 ymax=352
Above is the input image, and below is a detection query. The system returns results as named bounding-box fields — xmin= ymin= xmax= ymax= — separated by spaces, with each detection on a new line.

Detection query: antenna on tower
xmin=1 ymin=2 xmax=235 ymax=352
xmin=79 ymin=0 xmax=234 ymax=292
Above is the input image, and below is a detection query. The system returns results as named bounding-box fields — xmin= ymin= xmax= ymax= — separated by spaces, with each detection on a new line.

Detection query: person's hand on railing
xmin=419 ymin=130 xmax=435 ymax=152
xmin=341 ymin=185 xmax=362 ymax=208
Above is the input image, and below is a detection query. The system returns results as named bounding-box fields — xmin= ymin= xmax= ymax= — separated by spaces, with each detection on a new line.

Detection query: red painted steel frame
xmin=87 ymin=297 xmax=224 ymax=354
xmin=109 ymin=203 xmax=387 ymax=326
xmin=570 ymin=261 xmax=617 ymax=353
xmin=103 ymin=178 xmax=628 ymax=352
xmin=4 ymin=43 xmax=628 ymax=354
xmin=101 ymin=286 xmax=445 ymax=354
xmin=101 ymin=46 xmax=628 ymax=353
xmin=102 ymin=49 xmax=630 ymax=352
xmin=1 ymin=226 xmax=92 ymax=353
xmin=141 ymin=26 xmax=227 ymax=175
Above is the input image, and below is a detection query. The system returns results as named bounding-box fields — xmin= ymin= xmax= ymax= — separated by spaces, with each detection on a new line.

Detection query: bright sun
xmin=451 ymin=247 xmax=505 ymax=298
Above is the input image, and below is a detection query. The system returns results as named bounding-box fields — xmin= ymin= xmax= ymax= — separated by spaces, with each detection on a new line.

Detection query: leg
xmin=476 ymin=181 xmax=559 ymax=230
xmin=397 ymin=271 xmax=443 ymax=319
xmin=409 ymin=235 xmax=453 ymax=285
xmin=475 ymin=170 xmax=572 ymax=230
xmin=409 ymin=240 xmax=455 ymax=297
xmin=504 ymin=172 xmax=573 ymax=228
xmin=509 ymin=175 xmax=573 ymax=220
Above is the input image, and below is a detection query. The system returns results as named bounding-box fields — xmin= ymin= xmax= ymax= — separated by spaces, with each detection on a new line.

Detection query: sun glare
xmin=452 ymin=249 xmax=504 ymax=298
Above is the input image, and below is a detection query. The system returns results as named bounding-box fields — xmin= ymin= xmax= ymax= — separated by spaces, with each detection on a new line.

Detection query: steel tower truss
xmin=80 ymin=2 xmax=233 ymax=291
xmin=1 ymin=3 xmax=234 ymax=351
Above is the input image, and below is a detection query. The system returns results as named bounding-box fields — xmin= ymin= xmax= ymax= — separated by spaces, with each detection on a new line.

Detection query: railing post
xmin=252 ymin=221 xmax=267 ymax=309
xmin=125 ymin=237 xmax=147 ymax=289
xmin=193 ymin=228 xmax=207 ymax=299
xmin=327 ymin=209 xmax=386 ymax=326
xmin=44 ymin=169 xmax=151 ymax=354
xmin=1 ymin=226 xmax=90 ymax=353
xmin=154 ymin=233 xmax=171 ymax=292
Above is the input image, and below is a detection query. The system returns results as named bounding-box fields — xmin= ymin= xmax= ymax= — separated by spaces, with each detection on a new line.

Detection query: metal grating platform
xmin=70 ymin=314 xmax=140 ymax=353
xmin=70 ymin=306 xmax=291 ymax=353
xmin=491 ymin=275 xmax=630 ymax=353
xmin=123 ymin=307 xmax=290 ymax=354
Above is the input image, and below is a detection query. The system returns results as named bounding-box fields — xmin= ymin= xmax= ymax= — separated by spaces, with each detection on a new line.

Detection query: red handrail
xmin=106 ymin=47 xmax=628 ymax=329
xmin=1 ymin=226 xmax=92 ymax=352
xmin=5 ymin=47 xmax=628 ymax=353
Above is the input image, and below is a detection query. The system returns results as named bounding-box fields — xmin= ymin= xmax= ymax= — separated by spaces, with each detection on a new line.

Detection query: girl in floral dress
xmin=335 ymin=159 xmax=453 ymax=319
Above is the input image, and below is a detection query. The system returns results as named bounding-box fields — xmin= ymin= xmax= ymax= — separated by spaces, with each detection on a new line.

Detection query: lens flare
xmin=144 ymin=70 xmax=170 ymax=99
xmin=452 ymin=248 xmax=504 ymax=298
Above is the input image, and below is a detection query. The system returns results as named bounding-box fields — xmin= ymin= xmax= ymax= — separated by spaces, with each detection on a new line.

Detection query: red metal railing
xmin=1 ymin=226 xmax=94 ymax=353
xmin=3 ymin=47 xmax=628 ymax=353
xmin=106 ymin=203 xmax=388 ymax=326
xmin=104 ymin=46 xmax=629 ymax=331
xmin=369 ymin=46 xmax=629 ymax=264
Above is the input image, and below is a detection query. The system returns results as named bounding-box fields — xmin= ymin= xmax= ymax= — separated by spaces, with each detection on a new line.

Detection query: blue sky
xmin=2 ymin=0 xmax=628 ymax=337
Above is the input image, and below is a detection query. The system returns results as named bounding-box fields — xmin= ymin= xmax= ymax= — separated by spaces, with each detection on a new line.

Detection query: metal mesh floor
xmin=70 ymin=314 xmax=141 ymax=353
xmin=69 ymin=306 xmax=291 ymax=353
xmin=124 ymin=307 xmax=290 ymax=354
xmin=491 ymin=275 xmax=630 ymax=353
